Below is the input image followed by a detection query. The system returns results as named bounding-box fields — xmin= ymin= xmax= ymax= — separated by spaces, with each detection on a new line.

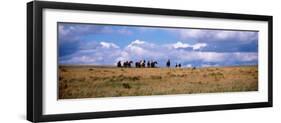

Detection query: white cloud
xmin=60 ymin=41 xmax=122 ymax=65
xmin=58 ymin=24 xmax=133 ymax=44
xmin=115 ymin=51 xmax=130 ymax=63
xmin=232 ymin=52 xmax=258 ymax=62
xmin=170 ymin=51 xmax=224 ymax=62
xmin=184 ymin=64 xmax=193 ymax=68
xmin=173 ymin=42 xmax=191 ymax=49
xmin=125 ymin=40 xmax=150 ymax=56
xmin=192 ymin=43 xmax=207 ymax=50
xmin=179 ymin=29 xmax=258 ymax=42
xmin=214 ymin=31 xmax=258 ymax=41
xmin=65 ymin=55 xmax=97 ymax=64
xmin=201 ymin=52 xmax=255 ymax=62
xmin=116 ymin=40 xmax=166 ymax=63
xmin=197 ymin=52 xmax=226 ymax=62
xmin=127 ymin=40 xmax=149 ymax=47
xmin=179 ymin=29 xmax=206 ymax=39
xmin=201 ymin=64 xmax=219 ymax=67
xmin=172 ymin=41 xmax=207 ymax=50
xmin=169 ymin=50 xmax=257 ymax=64
xmin=126 ymin=40 xmax=158 ymax=55
xmin=100 ymin=42 xmax=119 ymax=49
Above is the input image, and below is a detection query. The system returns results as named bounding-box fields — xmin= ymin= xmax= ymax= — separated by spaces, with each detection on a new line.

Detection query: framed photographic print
xmin=27 ymin=1 xmax=273 ymax=122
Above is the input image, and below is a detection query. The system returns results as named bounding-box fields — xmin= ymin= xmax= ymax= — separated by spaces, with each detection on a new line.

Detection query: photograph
xmin=27 ymin=1 xmax=273 ymax=122
xmin=58 ymin=22 xmax=259 ymax=99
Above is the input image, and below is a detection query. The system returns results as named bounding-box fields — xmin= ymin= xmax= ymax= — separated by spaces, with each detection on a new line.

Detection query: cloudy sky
xmin=58 ymin=23 xmax=258 ymax=67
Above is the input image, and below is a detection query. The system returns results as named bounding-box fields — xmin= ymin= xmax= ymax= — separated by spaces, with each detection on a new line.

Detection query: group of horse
xmin=116 ymin=59 xmax=183 ymax=68
xmin=135 ymin=60 xmax=158 ymax=68
xmin=117 ymin=60 xmax=158 ymax=68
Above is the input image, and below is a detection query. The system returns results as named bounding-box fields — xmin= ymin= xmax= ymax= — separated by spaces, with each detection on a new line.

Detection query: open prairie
xmin=58 ymin=65 xmax=258 ymax=99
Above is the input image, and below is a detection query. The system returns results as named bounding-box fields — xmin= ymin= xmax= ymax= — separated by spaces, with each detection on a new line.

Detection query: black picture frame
xmin=27 ymin=1 xmax=273 ymax=122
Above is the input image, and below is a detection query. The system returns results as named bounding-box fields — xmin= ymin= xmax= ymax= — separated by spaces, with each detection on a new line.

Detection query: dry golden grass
xmin=58 ymin=65 xmax=258 ymax=99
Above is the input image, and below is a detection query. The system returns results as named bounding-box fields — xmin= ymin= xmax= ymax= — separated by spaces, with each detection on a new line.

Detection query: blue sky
xmin=58 ymin=23 xmax=258 ymax=67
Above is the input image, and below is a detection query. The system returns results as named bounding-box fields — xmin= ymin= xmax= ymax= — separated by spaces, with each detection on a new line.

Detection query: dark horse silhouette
xmin=175 ymin=63 xmax=182 ymax=68
xmin=147 ymin=61 xmax=151 ymax=68
xmin=123 ymin=61 xmax=133 ymax=68
xmin=141 ymin=60 xmax=146 ymax=68
xmin=151 ymin=61 xmax=158 ymax=68
xmin=135 ymin=62 xmax=139 ymax=68
xmin=135 ymin=60 xmax=145 ymax=68
xmin=135 ymin=61 xmax=141 ymax=68
xmin=117 ymin=61 xmax=122 ymax=67
xmin=166 ymin=59 xmax=170 ymax=68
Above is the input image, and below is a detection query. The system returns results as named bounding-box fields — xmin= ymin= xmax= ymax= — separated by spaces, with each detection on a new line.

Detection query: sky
xmin=58 ymin=22 xmax=258 ymax=68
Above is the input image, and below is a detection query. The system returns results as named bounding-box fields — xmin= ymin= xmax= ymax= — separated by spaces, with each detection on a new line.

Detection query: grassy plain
xmin=58 ymin=65 xmax=258 ymax=99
